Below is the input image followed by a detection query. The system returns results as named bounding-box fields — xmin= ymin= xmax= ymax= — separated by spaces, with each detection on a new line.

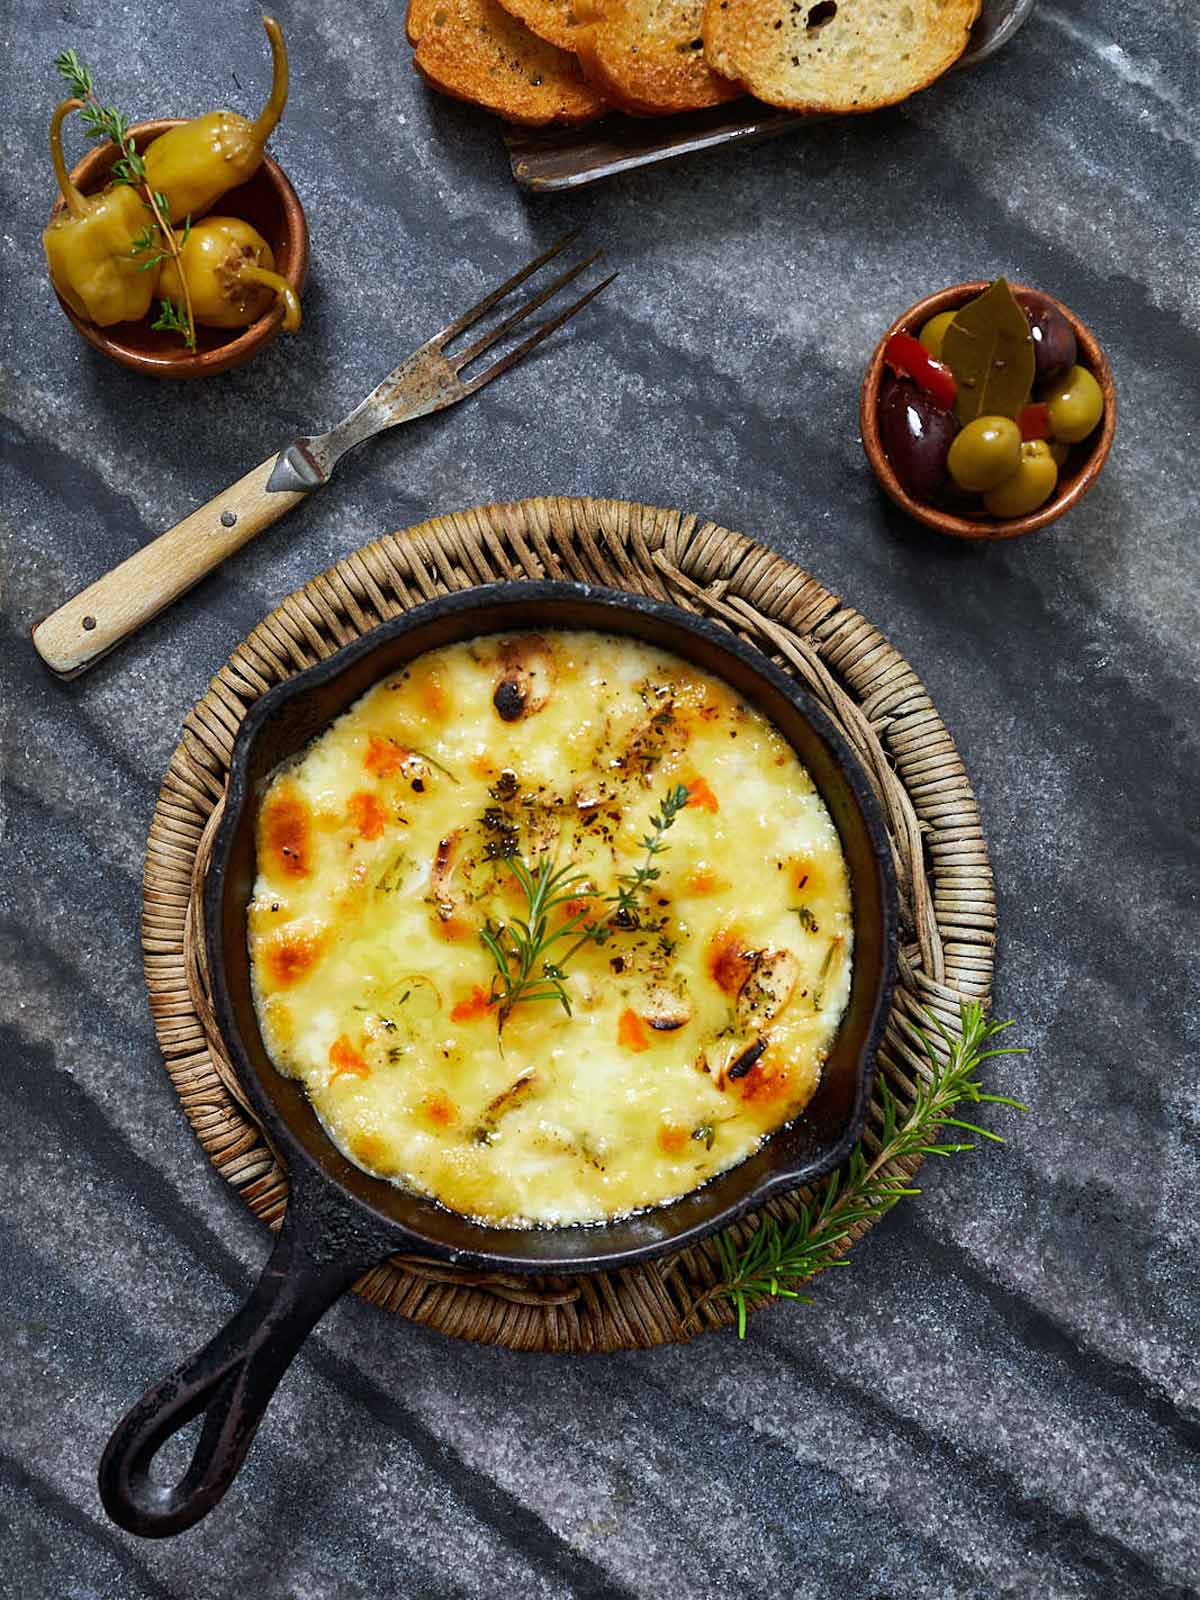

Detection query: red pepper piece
xmin=1018 ymin=402 xmax=1052 ymax=441
xmin=883 ymin=331 xmax=957 ymax=411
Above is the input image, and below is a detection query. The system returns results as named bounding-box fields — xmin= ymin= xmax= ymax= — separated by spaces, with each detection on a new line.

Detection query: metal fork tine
xmin=460 ymin=272 xmax=618 ymax=397
xmin=436 ymin=231 xmax=581 ymax=348
xmin=452 ymin=250 xmax=604 ymax=374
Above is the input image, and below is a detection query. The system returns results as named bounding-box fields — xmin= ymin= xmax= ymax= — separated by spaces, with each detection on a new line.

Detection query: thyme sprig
xmin=698 ymin=1001 xmax=1026 ymax=1337
xmin=53 ymin=48 xmax=196 ymax=348
xmin=611 ymin=782 xmax=691 ymax=923
xmin=150 ymin=296 xmax=192 ymax=338
xmin=129 ymin=215 xmax=191 ymax=274
xmin=481 ymin=781 xmax=691 ymax=1024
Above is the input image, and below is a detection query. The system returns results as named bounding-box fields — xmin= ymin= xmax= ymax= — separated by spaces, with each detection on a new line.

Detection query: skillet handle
xmin=98 ymin=1176 xmax=394 ymax=1538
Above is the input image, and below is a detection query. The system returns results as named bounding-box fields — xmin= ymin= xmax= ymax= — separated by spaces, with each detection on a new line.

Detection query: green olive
xmin=1044 ymin=364 xmax=1104 ymax=443
xmin=918 ymin=310 xmax=956 ymax=361
xmin=983 ymin=439 xmax=1059 ymax=518
xmin=1048 ymin=439 xmax=1070 ymax=468
xmin=947 ymin=415 xmax=1022 ymax=493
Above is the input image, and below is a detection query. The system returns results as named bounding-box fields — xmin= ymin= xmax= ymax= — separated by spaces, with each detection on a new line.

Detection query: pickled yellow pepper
xmin=158 ymin=216 xmax=300 ymax=332
xmin=143 ymin=17 xmax=289 ymax=223
xmin=42 ymin=98 xmax=156 ymax=327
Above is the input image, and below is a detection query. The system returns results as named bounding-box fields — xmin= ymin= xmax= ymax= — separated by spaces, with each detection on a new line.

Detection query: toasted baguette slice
xmin=573 ymin=0 xmax=742 ymax=115
xmin=702 ymin=0 xmax=980 ymax=114
xmin=492 ymin=0 xmax=584 ymax=54
xmin=408 ymin=0 xmax=607 ymax=126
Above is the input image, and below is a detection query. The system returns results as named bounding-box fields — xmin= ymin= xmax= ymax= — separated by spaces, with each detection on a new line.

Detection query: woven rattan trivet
xmin=142 ymin=496 xmax=995 ymax=1352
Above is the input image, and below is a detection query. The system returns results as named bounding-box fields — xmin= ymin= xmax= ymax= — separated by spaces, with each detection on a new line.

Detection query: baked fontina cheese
xmin=249 ymin=631 xmax=853 ymax=1228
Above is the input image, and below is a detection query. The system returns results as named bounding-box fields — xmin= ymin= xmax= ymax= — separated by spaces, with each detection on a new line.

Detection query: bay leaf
xmin=942 ymin=278 xmax=1036 ymax=424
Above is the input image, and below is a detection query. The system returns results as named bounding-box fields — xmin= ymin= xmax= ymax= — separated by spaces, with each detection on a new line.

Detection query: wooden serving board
xmin=505 ymin=0 xmax=1035 ymax=191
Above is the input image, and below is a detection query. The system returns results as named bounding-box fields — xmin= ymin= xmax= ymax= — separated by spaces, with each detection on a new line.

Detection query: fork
xmin=32 ymin=235 xmax=615 ymax=679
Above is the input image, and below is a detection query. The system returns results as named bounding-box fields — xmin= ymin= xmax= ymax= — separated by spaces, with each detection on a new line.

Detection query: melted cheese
xmin=249 ymin=630 xmax=853 ymax=1227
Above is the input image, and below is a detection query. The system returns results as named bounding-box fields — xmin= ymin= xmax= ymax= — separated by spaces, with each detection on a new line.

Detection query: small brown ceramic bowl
xmin=860 ymin=281 xmax=1116 ymax=541
xmin=48 ymin=118 xmax=308 ymax=378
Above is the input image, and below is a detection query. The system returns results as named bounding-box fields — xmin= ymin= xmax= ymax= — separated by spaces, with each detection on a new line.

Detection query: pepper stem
xmin=240 ymin=264 xmax=301 ymax=332
xmin=251 ymin=16 xmax=289 ymax=147
xmin=49 ymin=98 xmax=87 ymax=218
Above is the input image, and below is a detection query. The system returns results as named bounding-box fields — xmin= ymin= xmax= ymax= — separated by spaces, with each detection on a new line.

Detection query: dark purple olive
xmin=878 ymin=377 xmax=958 ymax=503
xmin=1023 ymin=302 xmax=1077 ymax=386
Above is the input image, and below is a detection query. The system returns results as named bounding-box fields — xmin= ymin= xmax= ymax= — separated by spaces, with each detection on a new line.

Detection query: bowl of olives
xmin=860 ymin=279 xmax=1115 ymax=540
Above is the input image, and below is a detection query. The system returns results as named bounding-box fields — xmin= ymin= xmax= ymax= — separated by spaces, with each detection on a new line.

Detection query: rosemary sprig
xmin=481 ymin=781 xmax=691 ymax=1024
xmin=700 ymin=1000 xmax=1027 ymax=1337
xmin=53 ymin=48 xmax=196 ymax=348
xmin=480 ymin=855 xmax=601 ymax=1022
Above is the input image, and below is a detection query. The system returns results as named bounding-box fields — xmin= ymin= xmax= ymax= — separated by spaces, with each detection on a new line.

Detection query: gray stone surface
xmin=1 ymin=0 xmax=1198 ymax=1593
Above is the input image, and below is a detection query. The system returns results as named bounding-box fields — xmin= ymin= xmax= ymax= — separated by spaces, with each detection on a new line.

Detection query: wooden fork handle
xmin=31 ymin=454 xmax=310 ymax=679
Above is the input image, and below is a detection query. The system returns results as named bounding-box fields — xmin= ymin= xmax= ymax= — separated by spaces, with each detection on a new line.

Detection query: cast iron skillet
xmin=99 ymin=582 xmax=897 ymax=1537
